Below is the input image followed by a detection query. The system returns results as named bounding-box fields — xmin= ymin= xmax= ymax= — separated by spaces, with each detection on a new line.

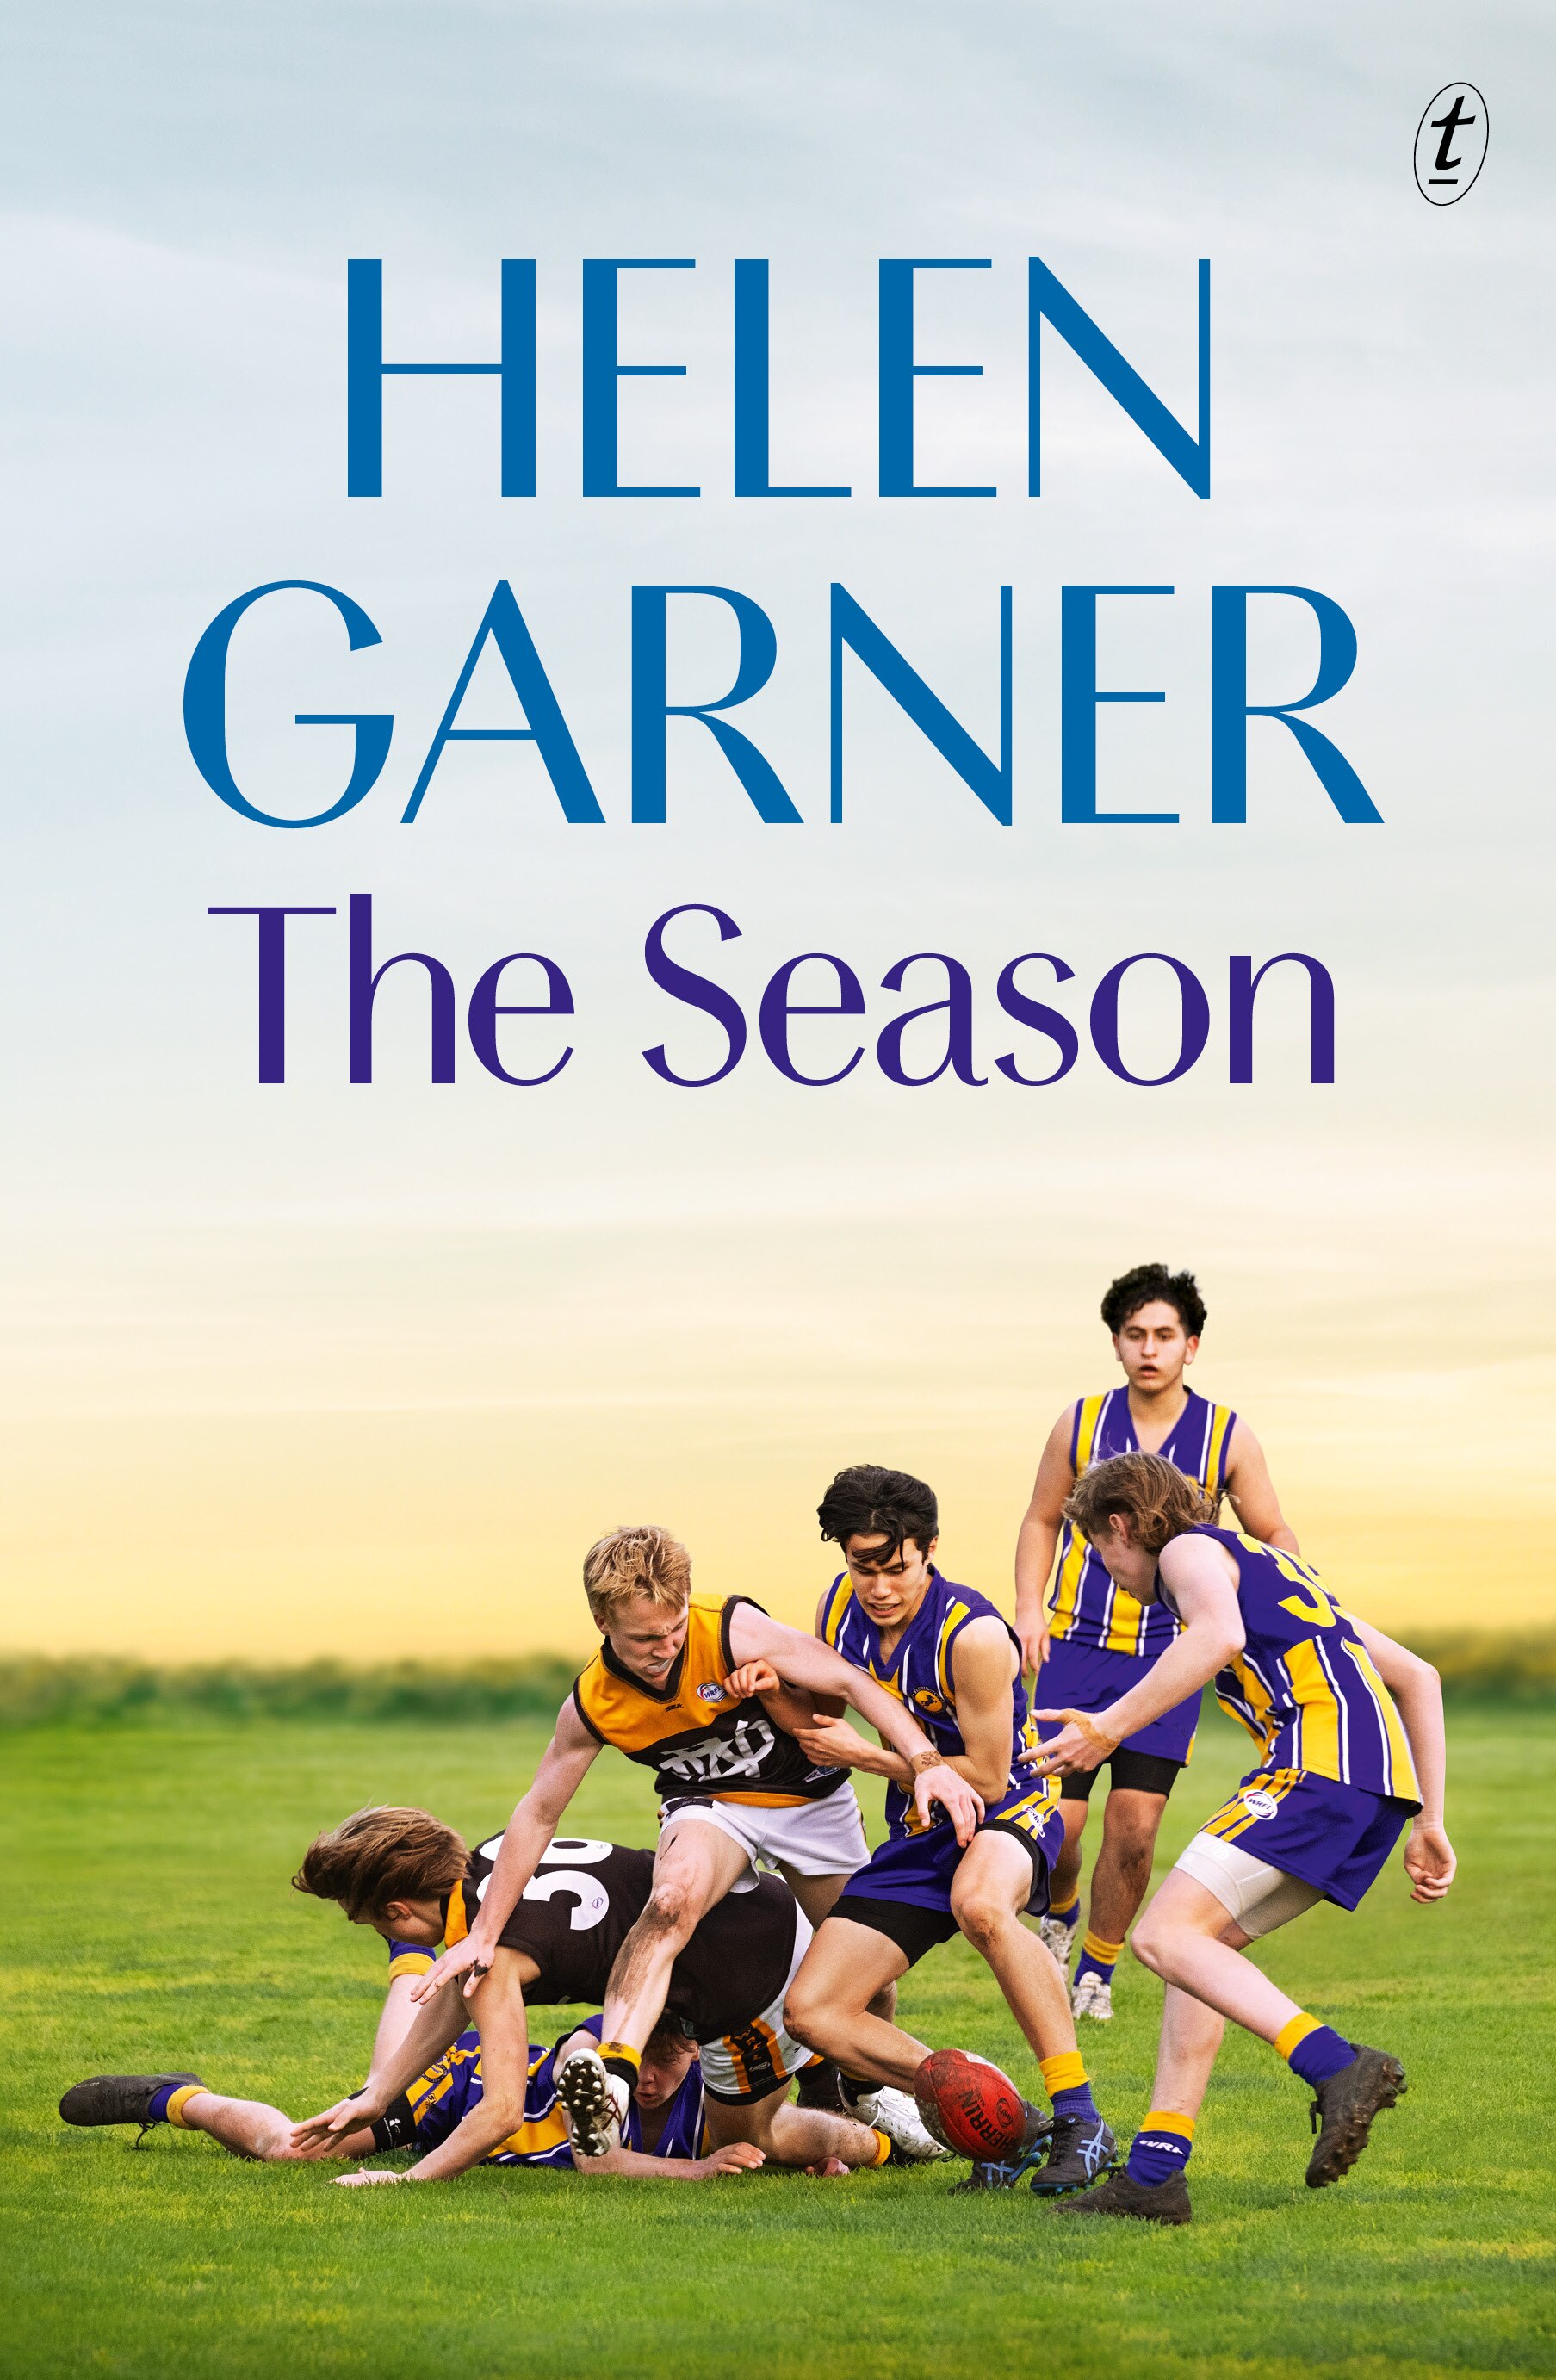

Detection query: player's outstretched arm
xmin=1014 ymin=1407 xmax=1076 ymax=1677
xmin=411 ymin=1697 xmax=601 ymax=2005
xmin=726 ymin=1602 xmax=983 ymax=1841
xmin=1030 ymin=1534 xmax=1243 ymax=1777
xmin=1222 ymin=1420 xmax=1299 ymax=1554
xmin=291 ymin=1976 xmax=466 ymax=2154
xmin=1351 ymin=1618 xmax=1455 ymax=1901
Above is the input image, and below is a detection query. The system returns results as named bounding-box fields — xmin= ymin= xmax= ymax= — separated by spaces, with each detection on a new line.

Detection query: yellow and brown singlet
xmin=573 ymin=1592 xmax=847 ymax=1807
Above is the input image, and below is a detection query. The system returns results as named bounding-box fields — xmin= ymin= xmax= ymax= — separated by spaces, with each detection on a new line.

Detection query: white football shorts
xmin=1174 ymin=1830 xmax=1326 ymax=1940
xmin=660 ymin=1783 xmax=870 ymax=1884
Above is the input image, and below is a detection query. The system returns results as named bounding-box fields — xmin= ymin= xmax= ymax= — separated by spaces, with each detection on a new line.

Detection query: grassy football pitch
xmin=6 ymin=1706 xmax=1553 ymax=2379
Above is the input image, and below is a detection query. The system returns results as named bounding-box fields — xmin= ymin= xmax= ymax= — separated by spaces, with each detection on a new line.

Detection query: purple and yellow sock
xmin=1126 ymin=2110 xmax=1195 ymax=2187
xmin=1039 ymin=2050 xmax=1099 ymax=2124
xmin=147 ymin=2082 xmax=205 ymax=2128
xmin=1275 ymin=2012 xmax=1355 ymax=2088
xmin=1048 ymin=1887 xmax=1081 ymax=1932
xmin=1072 ymin=1929 xmax=1125 ymax=1987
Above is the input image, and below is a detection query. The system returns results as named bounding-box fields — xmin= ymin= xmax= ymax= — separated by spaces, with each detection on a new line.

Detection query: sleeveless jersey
xmin=442 ymin=1833 xmax=801 ymax=2042
xmin=389 ymin=2018 xmax=704 ymax=2167
xmin=1161 ymin=1528 xmax=1422 ymax=1807
xmin=1048 ymin=1387 xmax=1237 ymax=1656
xmin=819 ymin=1568 xmax=1056 ymax=1840
xmin=573 ymin=1592 xmax=847 ymax=1807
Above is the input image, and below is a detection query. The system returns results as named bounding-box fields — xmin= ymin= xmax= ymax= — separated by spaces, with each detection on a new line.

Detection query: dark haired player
xmin=57 ymin=2014 xmax=761 ymax=2182
xmin=1032 ymin=1451 xmax=1454 ymax=2222
xmin=285 ymin=1815 xmax=896 ymax=2180
xmin=1014 ymin=1263 xmax=1296 ymax=2020
xmin=779 ymin=1466 xmax=1116 ymax=2197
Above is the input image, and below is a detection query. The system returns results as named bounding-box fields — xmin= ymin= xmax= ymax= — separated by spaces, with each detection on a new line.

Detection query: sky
xmin=3 ymin=2 xmax=1551 ymax=1659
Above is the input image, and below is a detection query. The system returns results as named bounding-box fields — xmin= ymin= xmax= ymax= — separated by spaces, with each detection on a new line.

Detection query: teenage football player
xmin=778 ymin=1466 xmax=1119 ymax=2198
xmin=287 ymin=1812 xmax=914 ymax=2180
xmin=409 ymin=1525 xmax=976 ymax=2154
xmin=1031 ymin=1450 xmax=1454 ymax=2222
xmin=58 ymin=2014 xmax=760 ymax=2182
xmin=1014 ymin=1263 xmax=1296 ymax=2020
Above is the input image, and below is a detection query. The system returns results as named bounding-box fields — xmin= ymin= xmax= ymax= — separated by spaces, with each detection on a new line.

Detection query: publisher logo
xmin=1414 ymin=84 xmax=1488 ymax=205
xmin=1243 ymin=1789 xmax=1280 ymax=1821
xmin=697 ymin=1681 xmax=727 ymax=1703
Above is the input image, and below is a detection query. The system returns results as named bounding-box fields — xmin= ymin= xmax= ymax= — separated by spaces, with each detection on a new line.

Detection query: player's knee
xmin=782 ymin=1980 xmax=833 ymax=2051
xmin=1130 ymin=1913 xmax=1169 ymax=1975
xmin=952 ymin=1889 xmax=1014 ymax=1953
xmin=643 ymin=1880 xmax=698 ymax=1942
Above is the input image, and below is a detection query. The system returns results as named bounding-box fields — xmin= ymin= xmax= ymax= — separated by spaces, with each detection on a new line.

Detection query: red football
xmin=914 ymin=2048 xmax=1027 ymax=2161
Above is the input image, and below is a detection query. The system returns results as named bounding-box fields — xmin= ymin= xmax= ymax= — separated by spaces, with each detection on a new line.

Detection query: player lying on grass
xmin=778 ymin=1466 xmax=1119 ymax=2199
xmin=411 ymin=1525 xmax=976 ymax=2157
xmin=1029 ymin=1451 xmax=1454 ymax=2224
xmin=287 ymin=1812 xmax=908 ymax=2181
xmin=58 ymin=2013 xmax=763 ymax=2182
xmin=1014 ymin=1261 xmax=1297 ymax=2024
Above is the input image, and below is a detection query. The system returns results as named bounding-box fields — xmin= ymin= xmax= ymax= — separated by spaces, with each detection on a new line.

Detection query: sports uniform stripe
xmin=1312 ymin=1628 xmax=1353 ymax=1787
xmin=1282 ymin=1638 xmax=1342 ymax=1778
xmin=1345 ymin=1638 xmax=1420 ymax=1802
xmin=1203 ymin=1404 xmax=1234 ymax=1501
xmin=936 ymin=1602 xmax=970 ymax=1702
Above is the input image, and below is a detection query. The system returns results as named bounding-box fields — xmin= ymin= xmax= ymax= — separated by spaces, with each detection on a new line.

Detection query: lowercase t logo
xmin=1414 ymin=84 xmax=1489 ymax=204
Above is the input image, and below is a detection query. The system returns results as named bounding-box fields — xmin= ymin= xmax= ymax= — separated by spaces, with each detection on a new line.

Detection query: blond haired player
xmin=412 ymin=1525 xmax=978 ymax=2156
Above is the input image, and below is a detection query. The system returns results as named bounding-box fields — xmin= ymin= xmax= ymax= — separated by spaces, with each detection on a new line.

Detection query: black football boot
xmin=1305 ymin=2046 xmax=1407 ymax=2187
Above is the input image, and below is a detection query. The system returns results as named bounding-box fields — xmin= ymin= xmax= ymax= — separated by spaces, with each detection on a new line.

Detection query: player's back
xmin=1174 ymin=1527 xmax=1420 ymax=1804
xmin=445 ymin=1831 xmax=803 ymax=2043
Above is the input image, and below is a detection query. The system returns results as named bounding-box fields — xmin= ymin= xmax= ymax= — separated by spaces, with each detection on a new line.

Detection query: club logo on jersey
xmin=914 ymin=1689 xmax=947 ymax=1714
xmin=1243 ymin=1789 xmax=1280 ymax=1821
xmin=697 ymin=1682 xmax=728 ymax=1703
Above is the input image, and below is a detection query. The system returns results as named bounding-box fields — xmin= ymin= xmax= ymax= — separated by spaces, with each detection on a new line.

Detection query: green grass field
xmin=6 ymin=1708 xmax=1553 ymax=2379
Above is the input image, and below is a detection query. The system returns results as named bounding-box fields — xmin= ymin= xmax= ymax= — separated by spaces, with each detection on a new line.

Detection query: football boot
xmin=1028 ymin=2110 xmax=1118 ymax=2197
xmin=554 ymin=2044 xmax=627 ymax=2159
xmin=1065 ymin=2166 xmax=1192 ymax=2224
xmin=1305 ymin=2045 xmax=1407 ymax=2187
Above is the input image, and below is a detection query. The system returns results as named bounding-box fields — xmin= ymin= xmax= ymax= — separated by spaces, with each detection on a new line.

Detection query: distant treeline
xmin=0 ymin=1654 xmax=582 ymax=1729
xmin=2 ymin=1636 xmax=1553 ymax=1728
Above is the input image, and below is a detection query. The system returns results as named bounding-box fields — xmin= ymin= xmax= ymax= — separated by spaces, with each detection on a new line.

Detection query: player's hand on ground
xmin=410 ymin=1933 xmax=493 ymax=2004
xmin=697 ymin=2142 xmax=765 ymax=2177
xmin=1026 ymin=1709 xmax=1118 ymax=1776
xmin=291 ymin=2096 xmax=381 ymax=2153
xmin=790 ymin=1714 xmax=872 ymax=1770
xmin=722 ymin=1659 xmax=781 ymax=1701
xmin=1404 ymin=1819 xmax=1456 ymax=1900
xmin=332 ymin=2167 xmax=405 ymax=2187
xmin=914 ymin=1762 xmax=983 ymax=1844
xmin=804 ymin=2156 xmax=849 ymax=2177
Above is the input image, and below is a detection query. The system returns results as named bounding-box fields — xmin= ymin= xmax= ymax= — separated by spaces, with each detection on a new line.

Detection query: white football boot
xmin=554 ymin=2042 xmax=628 ymax=2157
xmin=856 ymin=2085 xmax=952 ymax=2160
xmin=1070 ymin=1969 xmax=1114 ymax=2024
xmin=1040 ymin=1912 xmax=1079 ymax=1971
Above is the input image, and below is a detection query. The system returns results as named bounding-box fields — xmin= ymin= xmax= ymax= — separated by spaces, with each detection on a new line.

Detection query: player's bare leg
xmin=171 ymin=2090 xmax=377 ymax=2162
xmin=702 ymin=2083 xmax=886 ymax=2172
xmin=1086 ymin=1788 xmax=1168 ymax=1943
xmin=1069 ymin=1786 xmax=1169 ymax=2018
xmin=947 ymin=1831 xmax=1078 ymax=2064
xmin=597 ymin=1818 xmax=754 ymax=2055
xmin=783 ymin=1918 xmax=922 ymax=2089
xmin=772 ymin=1863 xmax=898 ymax=2030
xmin=557 ymin=1819 xmax=754 ymax=2154
xmin=1048 ymin=1797 xmax=1088 ymax=1909
xmin=1121 ymin=1869 xmax=1407 ymax=2200
xmin=1131 ymin=1870 xmax=1307 ymax=2042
